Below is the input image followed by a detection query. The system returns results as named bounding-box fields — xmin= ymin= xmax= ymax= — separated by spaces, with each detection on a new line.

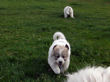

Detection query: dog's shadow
xmin=59 ymin=14 xmax=64 ymax=18
xmin=22 ymin=57 xmax=58 ymax=80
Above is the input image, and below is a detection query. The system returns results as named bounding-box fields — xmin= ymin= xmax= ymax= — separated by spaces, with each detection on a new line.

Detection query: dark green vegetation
xmin=0 ymin=0 xmax=110 ymax=81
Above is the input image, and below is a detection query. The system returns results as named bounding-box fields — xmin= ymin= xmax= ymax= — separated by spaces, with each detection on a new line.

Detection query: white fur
xmin=66 ymin=66 xmax=110 ymax=82
xmin=53 ymin=32 xmax=66 ymax=40
xmin=48 ymin=32 xmax=71 ymax=74
xmin=64 ymin=6 xmax=74 ymax=18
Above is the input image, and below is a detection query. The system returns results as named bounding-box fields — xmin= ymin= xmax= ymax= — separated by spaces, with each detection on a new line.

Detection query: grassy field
xmin=0 ymin=0 xmax=110 ymax=82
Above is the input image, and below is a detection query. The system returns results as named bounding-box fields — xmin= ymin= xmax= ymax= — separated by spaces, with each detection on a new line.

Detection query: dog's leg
xmin=70 ymin=9 xmax=74 ymax=18
xmin=60 ymin=67 xmax=65 ymax=74
xmin=63 ymin=60 xmax=70 ymax=72
xmin=64 ymin=13 xmax=68 ymax=18
xmin=51 ymin=64 xmax=60 ymax=74
xmin=70 ymin=13 xmax=74 ymax=18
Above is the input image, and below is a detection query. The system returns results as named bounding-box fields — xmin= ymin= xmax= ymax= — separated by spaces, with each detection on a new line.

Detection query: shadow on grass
xmin=22 ymin=57 xmax=56 ymax=80
xmin=0 ymin=7 xmax=6 ymax=10
xmin=59 ymin=14 xmax=64 ymax=18
xmin=70 ymin=3 xmax=83 ymax=6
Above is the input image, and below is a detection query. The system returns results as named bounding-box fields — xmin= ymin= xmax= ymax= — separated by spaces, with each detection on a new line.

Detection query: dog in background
xmin=48 ymin=32 xmax=71 ymax=74
xmin=64 ymin=6 xmax=74 ymax=18
xmin=66 ymin=66 xmax=110 ymax=82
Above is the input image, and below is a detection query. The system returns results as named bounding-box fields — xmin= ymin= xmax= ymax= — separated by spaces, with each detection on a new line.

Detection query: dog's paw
xmin=54 ymin=69 xmax=60 ymax=74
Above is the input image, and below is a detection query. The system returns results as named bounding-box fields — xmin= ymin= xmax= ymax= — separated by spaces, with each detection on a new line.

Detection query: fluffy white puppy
xmin=66 ymin=66 xmax=110 ymax=82
xmin=64 ymin=6 xmax=74 ymax=18
xmin=48 ymin=32 xmax=71 ymax=74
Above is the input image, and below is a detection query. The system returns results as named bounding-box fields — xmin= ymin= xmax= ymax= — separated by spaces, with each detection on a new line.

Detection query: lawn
xmin=0 ymin=0 xmax=110 ymax=82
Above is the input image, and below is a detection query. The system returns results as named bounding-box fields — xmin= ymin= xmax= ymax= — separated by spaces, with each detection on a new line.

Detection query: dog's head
xmin=52 ymin=44 xmax=69 ymax=67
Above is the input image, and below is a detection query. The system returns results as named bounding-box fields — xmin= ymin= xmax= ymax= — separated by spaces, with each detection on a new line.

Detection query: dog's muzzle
xmin=58 ymin=61 xmax=63 ymax=69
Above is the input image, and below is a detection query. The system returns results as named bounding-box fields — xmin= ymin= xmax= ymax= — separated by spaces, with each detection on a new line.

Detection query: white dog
xmin=64 ymin=6 xmax=74 ymax=18
xmin=48 ymin=32 xmax=71 ymax=74
xmin=66 ymin=66 xmax=110 ymax=82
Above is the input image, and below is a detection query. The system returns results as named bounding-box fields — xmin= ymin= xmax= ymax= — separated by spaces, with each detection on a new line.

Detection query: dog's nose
xmin=59 ymin=61 xmax=62 ymax=65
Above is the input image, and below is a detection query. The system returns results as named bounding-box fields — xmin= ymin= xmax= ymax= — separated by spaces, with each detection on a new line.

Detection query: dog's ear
xmin=65 ymin=44 xmax=69 ymax=50
xmin=53 ymin=45 xmax=57 ymax=50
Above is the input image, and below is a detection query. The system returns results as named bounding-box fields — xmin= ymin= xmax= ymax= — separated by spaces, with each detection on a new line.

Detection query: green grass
xmin=0 ymin=0 xmax=110 ymax=81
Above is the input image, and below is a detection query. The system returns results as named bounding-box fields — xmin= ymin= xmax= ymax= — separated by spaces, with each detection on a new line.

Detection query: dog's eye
xmin=57 ymin=55 xmax=60 ymax=58
xmin=62 ymin=56 xmax=65 ymax=58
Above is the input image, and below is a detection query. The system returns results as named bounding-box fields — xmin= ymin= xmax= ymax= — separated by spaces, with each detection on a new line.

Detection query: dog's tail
xmin=53 ymin=32 xmax=66 ymax=41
